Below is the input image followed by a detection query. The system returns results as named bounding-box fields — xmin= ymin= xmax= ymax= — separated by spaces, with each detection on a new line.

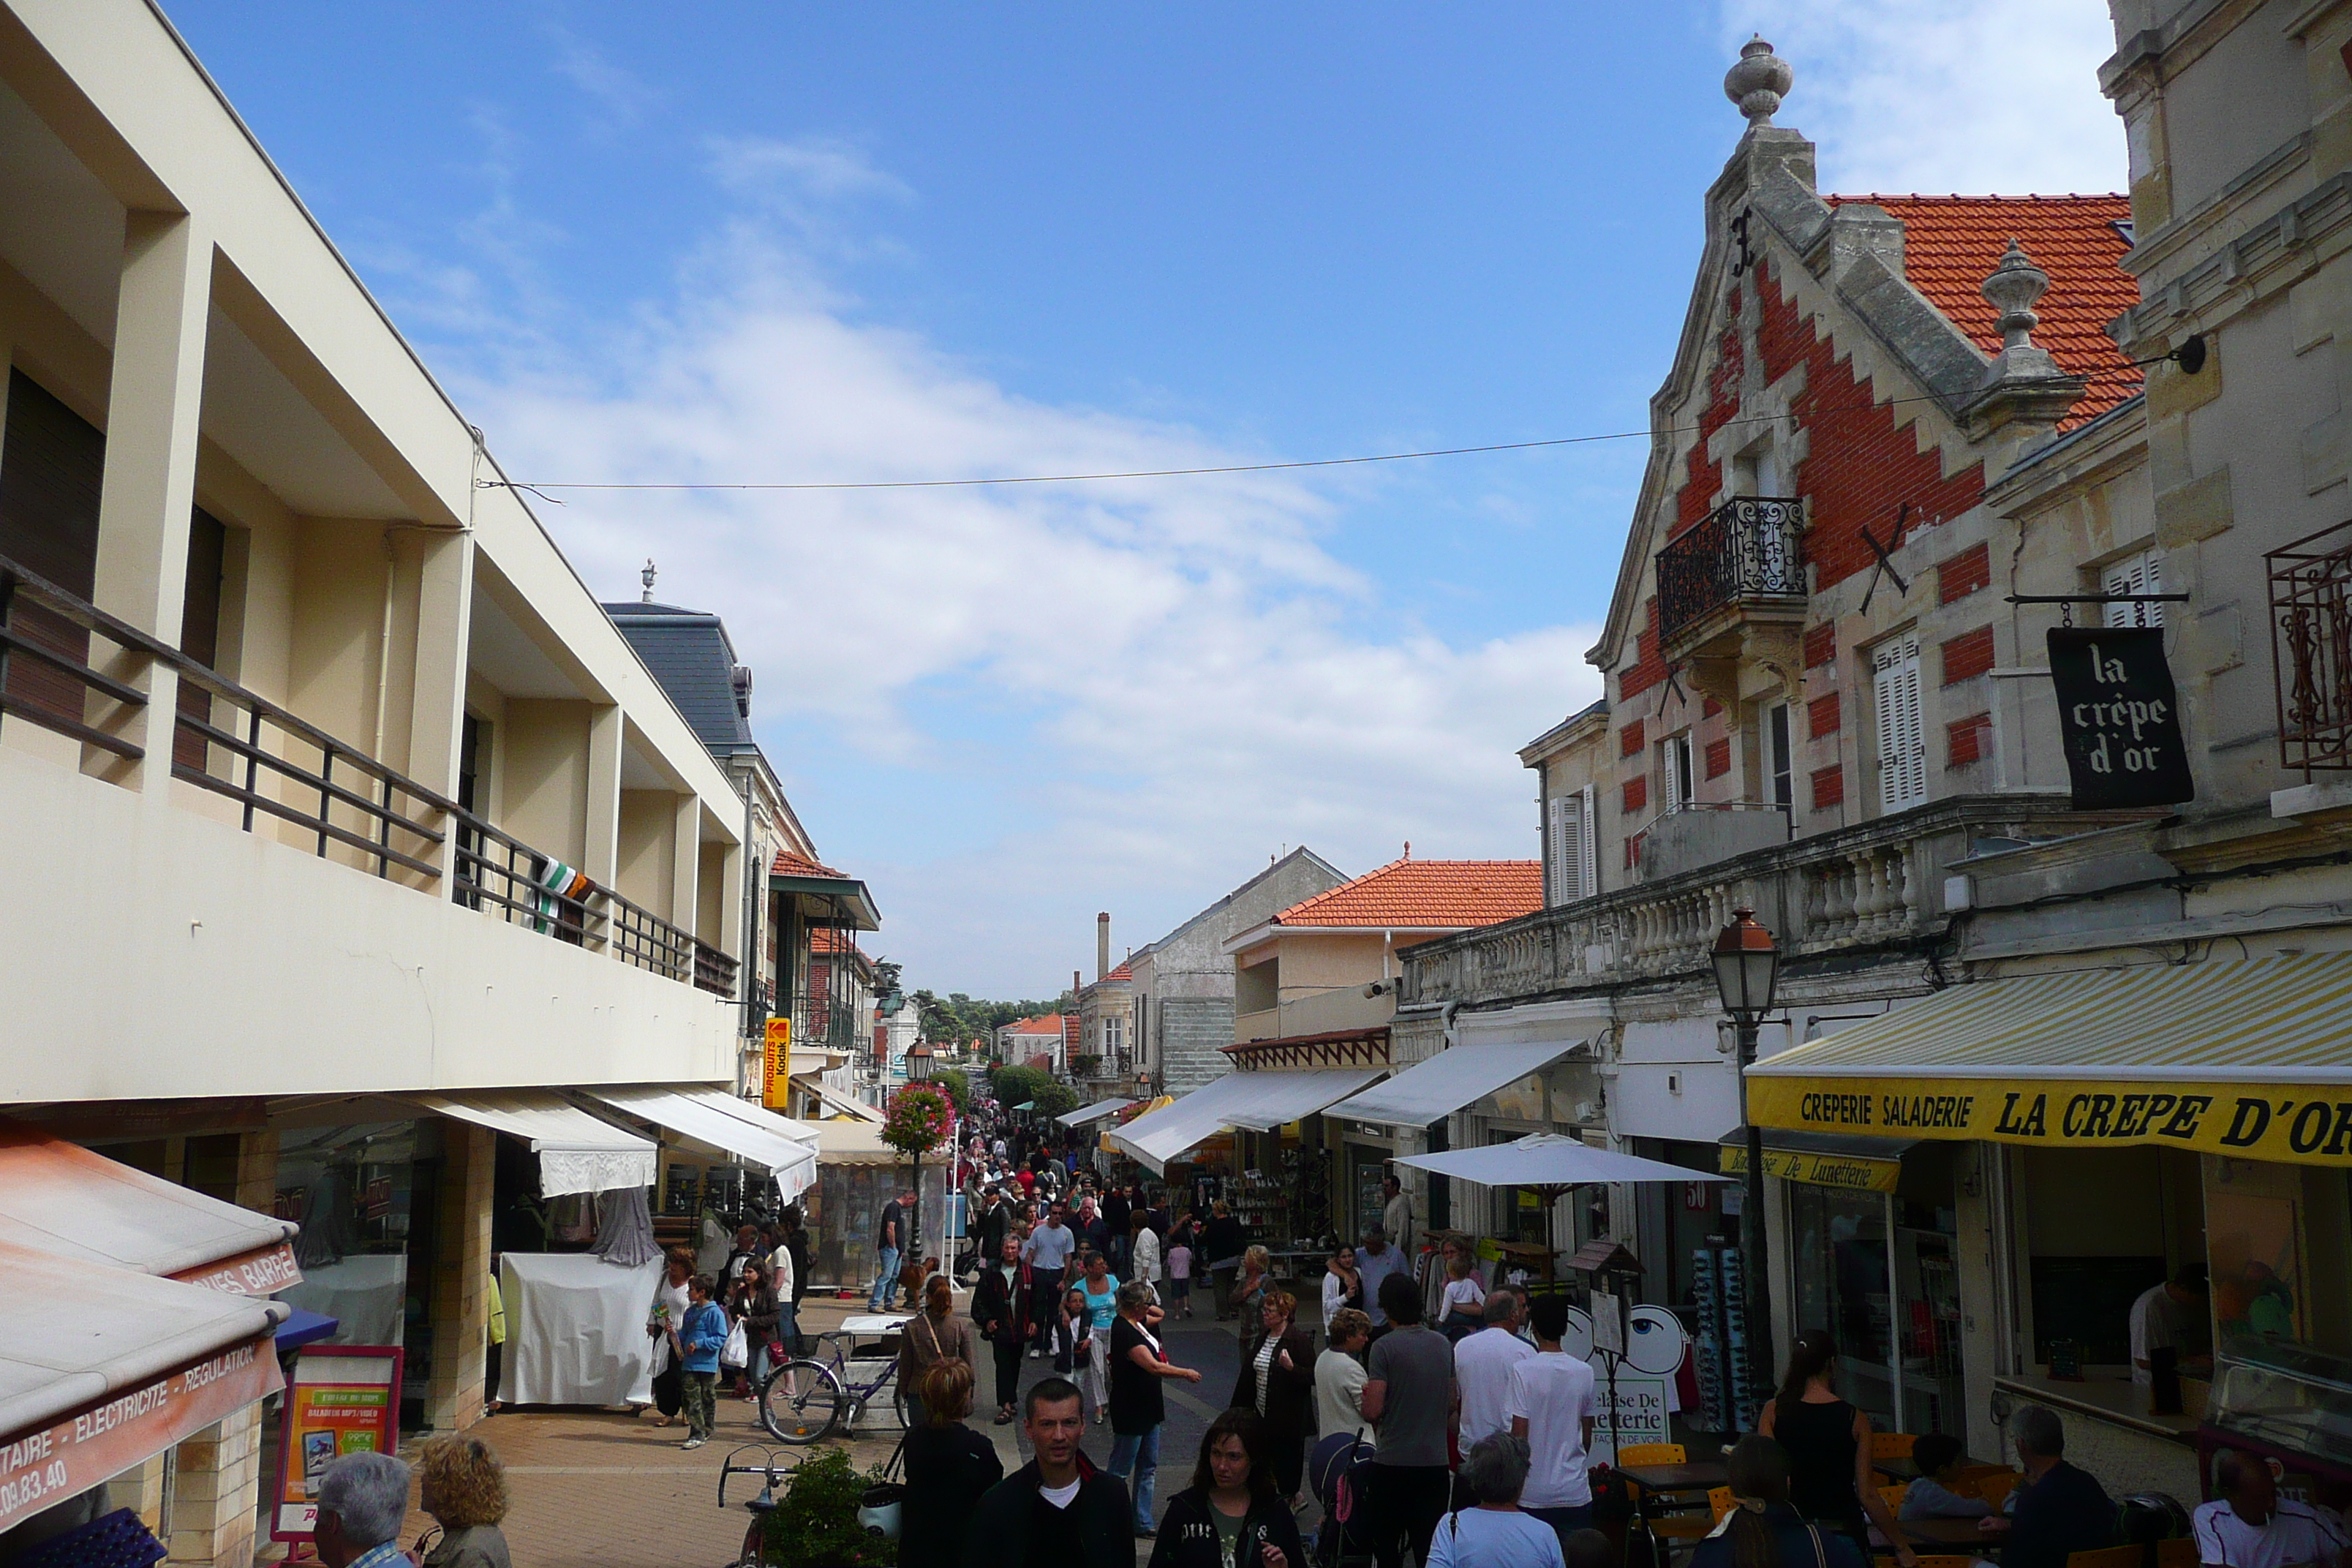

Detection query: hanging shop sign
xmin=1718 ymin=1142 xmax=1901 ymax=1194
xmin=2048 ymin=627 xmax=2194 ymax=808
xmin=271 ymin=1345 xmax=403 ymax=1543
xmin=761 ymin=1016 xmax=794 ymax=1112
xmin=1749 ymin=1077 xmax=2352 ymax=1167
xmin=0 ymin=1334 xmax=281 ymax=1534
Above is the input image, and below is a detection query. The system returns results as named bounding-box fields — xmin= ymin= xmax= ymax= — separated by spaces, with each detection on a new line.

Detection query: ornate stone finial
xmin=1725 ymin=35 xmax=1793 ymax=127
xmin=641 ymin=557 xmax=657 ymax=603
xmin=1980 ymin=239 xmax=2050 ymax=353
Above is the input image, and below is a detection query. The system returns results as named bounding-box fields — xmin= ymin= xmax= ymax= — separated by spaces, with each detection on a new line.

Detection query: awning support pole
xmin=1885 ymin=1188 xmax=1906 ymax=1434
xmin=1737 ymin=1017 xmax=1774 ymax=1414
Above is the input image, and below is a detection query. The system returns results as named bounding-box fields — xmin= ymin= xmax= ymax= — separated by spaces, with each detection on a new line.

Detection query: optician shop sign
xmin=2048 ymin=627 xmax=2194 ymax=808
xmin=1749 ymin=1077 xmax=2352 ymax=1166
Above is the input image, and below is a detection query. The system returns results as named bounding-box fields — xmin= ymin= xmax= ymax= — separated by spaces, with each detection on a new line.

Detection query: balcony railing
xmin=0 ymin=553 xmax=454 ymax=881
xmin=1400 ymin=794 xmax=2123 ymax=1008
xmin=2269 ymin=518 xmax=2352 ymax=777
xmin=452 ymin=810 xmax=728 ymax=989
xmin=1656 ymin=496 xmax=1806 ymax=647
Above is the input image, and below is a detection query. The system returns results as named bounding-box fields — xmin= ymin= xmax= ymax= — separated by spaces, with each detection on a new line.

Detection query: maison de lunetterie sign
xmin=2048 ymin=627 xmax=2194 ymax=808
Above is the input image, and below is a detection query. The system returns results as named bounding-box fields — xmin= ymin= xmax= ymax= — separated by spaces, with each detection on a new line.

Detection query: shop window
xmin=1766 ymin=701 xmax=1793 ymax=808
xmin=1788 ymin=1164 xmax=1966 ymax=1437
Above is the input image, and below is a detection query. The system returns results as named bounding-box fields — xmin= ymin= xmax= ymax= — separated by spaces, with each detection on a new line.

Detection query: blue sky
xmin=167 ymin=1 xmax=2125 ymax=994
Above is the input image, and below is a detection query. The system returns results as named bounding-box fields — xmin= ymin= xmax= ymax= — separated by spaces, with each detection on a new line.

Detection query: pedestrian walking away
xmin=1425 ymin=1433 xmax=1567 ymax=1568
xmin=1202 ymin=1201 xmax=1244 ymax=1320
xmin=675 ymin=1273 xmax=728 ymax=1449
xmin=312 ymin=1451 xmax=412 ymax=1568
xmin=972 ymin=1233 xmax=1033 ymax=1424
xmin=415 ymin=1434 xmax=514 ymax=1568
xmin=1757 ymin=1330 xmax=1915 ymax=1567
xmin=1504 ymin=1293 xmax=1597 ymax=1545
xmin=1356 ymin=1227 xmax=1406 ymax=1332
xmin=1147 ymin=1407 xmax=1308 ymax=1568
xmin=1108 ymin=1278 xmax=1203 ymax=1539
xmin=1455 ymin=1288 xmax=1534 ymax=1452
xmin=959 ymin=1378 xmax=1133 ymax=1568
xmin=902 ymin=1272 xmax=979 ymax=1424
xmin=902 ymin=1358 xmax=1003 ymax=1567
xmin=870 ymin=1189 xmax=911 ymax=1313
xmin=1232 ymin=1286 xmax=1316 ymax=1504
xmin=1362 ymin=1270 xmax=1457 ymax=1568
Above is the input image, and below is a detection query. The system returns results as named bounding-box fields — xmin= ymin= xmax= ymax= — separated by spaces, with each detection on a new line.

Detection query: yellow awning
xmin=1746 ymin=955 xmax=2352 ymax=1166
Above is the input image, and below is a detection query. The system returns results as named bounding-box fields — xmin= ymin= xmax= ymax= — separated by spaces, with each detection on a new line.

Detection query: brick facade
xmin=1947 ymin=712 xmax=1994 ymax=768
xmin=1803 ymin=623 xmax=1837 ymax=668
xmin=1811 ymin=764 xmax=1845 ymax=810
xmin=1705 ymin=736 xmax=1731 ymax=780
xmin=1620 ymin=717 xmax=1646 ymax=757
xmin=1938 ymin=542 xmax=1991 ymax=604
xmin=1623 ymin=775 xmax=1648 ymax=815
xmin=1807 ymin=692 xmax=1842 ymax=739
xmin=1940 ymin=625 xmax=1997 ymax=685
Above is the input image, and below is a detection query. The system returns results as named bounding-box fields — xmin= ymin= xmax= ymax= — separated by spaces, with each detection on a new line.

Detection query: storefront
xmin=1746 ymin=954 xmax=2352 ymax=1501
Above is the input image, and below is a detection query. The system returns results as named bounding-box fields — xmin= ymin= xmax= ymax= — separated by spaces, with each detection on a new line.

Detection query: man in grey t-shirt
xmin=1361 ymin=1273 xmax=1455 ymax=1568
xmin=1021 ymin=1205 xmax=1077 ymax=1357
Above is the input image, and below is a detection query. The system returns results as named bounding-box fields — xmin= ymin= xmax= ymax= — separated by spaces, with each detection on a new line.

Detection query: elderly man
xmin=1979 ymin=1405 xmax=2116 ymax=1568
xmin=2195 ymin=1448 xmax=2352 ymax=1568
xmin=313 ymin=1452 xmax=412 ymax=1568
xmin=1455 ymin=1287 xmax=1535 ymax=1452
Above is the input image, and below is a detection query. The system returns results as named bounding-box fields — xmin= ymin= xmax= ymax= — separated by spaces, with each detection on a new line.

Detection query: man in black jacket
xmin=961 ymin=1378 xmax=1131 ymax=1567
xmin=1978 ymin=1404 xmax=2116 ymax=1568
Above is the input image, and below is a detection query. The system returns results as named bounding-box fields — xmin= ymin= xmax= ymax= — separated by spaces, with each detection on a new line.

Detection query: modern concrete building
xmin=0 ymin=4 xmax=829 ymax=1559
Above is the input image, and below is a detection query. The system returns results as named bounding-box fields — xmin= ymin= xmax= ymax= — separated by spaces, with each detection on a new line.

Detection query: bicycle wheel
xmin=758 ymin=1359 xmax=845 ymax=1444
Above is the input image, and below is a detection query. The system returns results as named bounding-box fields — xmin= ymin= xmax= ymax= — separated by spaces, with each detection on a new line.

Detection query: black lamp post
xmin=907 ymin=1041 xmax=935 ymax=1278
xmin=1711 ymin=905 xmax=1780 ymax=1410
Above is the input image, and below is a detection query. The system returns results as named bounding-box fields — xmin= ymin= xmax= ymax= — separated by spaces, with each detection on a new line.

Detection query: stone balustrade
xmin=1401 ymin=794 xmax=2133 ymax=1006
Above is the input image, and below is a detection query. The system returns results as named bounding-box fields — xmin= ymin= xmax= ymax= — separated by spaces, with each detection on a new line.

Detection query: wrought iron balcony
xmin=1656 ymin=496 xmax=1806 ymax=651
xmin=2269 ymin=518 xmax=2352 ymax=777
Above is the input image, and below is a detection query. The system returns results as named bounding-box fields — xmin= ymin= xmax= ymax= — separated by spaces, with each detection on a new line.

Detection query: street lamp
xmin=1711 ymin=905 xmax=1780 ymax=1412
xmin=905 ymin=1040 xmax=936 ymax=1283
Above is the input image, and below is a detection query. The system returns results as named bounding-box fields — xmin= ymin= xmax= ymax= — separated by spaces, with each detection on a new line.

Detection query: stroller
xmin=1308 ymin=1431 xmax=1382 ymax=1567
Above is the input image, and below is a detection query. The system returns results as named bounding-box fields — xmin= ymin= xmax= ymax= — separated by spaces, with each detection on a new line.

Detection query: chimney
xmin=1097 ymin=912 xmax=1111 ymax=980
xmin=1074 ymin=968 xmax=1083 ymax=999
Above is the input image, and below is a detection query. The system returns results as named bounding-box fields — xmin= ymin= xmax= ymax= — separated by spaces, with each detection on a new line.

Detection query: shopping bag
xmin=720 ymin=1319 xmax=750 ymax=1369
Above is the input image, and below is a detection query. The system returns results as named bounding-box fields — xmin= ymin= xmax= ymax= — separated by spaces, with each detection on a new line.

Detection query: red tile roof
xmin=1002 ymin=1014 xmax=1064 ymax=1036
xmin=772 ymin=849 xmax=848 ymax=878
xmin=808 ymin=927 xmax=860 ymax=955
xmin=1825 ymin=194 xmax=2141 ymax=428
xmin=1270 ymin=856 xmax=1542 ymax=930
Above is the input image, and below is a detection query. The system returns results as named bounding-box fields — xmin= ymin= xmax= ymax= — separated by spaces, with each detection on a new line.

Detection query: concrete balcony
xmin=1400 ymin=794 xmax=2146 ymax=1008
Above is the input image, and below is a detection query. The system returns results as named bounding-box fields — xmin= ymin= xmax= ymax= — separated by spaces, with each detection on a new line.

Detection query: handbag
xmin=720 ymin=1318 xmax=750 ymax=1370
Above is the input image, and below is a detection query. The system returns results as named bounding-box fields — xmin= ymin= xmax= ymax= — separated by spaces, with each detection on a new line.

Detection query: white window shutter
xmin=2103 ymin=548 xmax=2165 ymax=627
xmin=1548 ymin=793 xmax=1588 ymax=905
xmin=1581 ymin=783 xmax=1599 ymax=900
xmin=1874 ymin=636 xmax=1926 ymax=811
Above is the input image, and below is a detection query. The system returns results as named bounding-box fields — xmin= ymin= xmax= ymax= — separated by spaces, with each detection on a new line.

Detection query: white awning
xmin=0 ymin=1241 xmax=286 ymax=1527
xmin=0 ymin=1126 xmax=302 ymax=1293
xmin=1056 ymin=1096 xmax=1134 ymax=1128
xmin=1107 ymin=1068 xmax=1384 ymax=1173
xmin=794 ymin=1074 xmax=885 ymax=1123
xmin=584 ymin=1085 xmax=822 ymax=1200
xmin=1324 ymin=1039 xmax=1584 ymax=1126
xmin=415 ymin=1090 xmax=657 ymax=1197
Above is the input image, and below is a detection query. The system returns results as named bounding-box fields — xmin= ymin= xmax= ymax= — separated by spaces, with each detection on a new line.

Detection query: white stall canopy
xmin=414 ymin=1090 xmax=657 ymax=1196
xmin=1324 ymin=1039 xmax=1585 ymax=1127
xmin=583 ymin=1085 xmax=822 ymax=1200
xmin=1107 ymin=1068 xmax=1384 ymax=1172
xmin=0 ymin=1125 xmax=302 ymax=1293
xmin=1055 ymin=1096 xmax=1135 ymax=1128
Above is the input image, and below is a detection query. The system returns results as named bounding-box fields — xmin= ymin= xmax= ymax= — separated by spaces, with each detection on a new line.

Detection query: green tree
xmin=933 ymin=1067 xmax=970 ymax=1117
xmin=1032 ymin=1080 xmax=1080 ymax=1117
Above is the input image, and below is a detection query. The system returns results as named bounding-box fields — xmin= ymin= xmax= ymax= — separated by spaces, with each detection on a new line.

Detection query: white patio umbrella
xmin=1392 ymin=1131 xmax=1730 ymax=1191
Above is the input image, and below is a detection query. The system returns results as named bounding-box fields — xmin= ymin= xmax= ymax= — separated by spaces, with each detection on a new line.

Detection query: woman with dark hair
xmin=1147 ymin=1409 xmax=1308 ymax=1568
xmin=728 ymin=1259 xmax=780 ymax=1398
xmin=899 ymin=1358 xmax=1001 ymax=1566
xmin=1691 ymin=1436 xmax=1868 ymax=1568
xmin=644 ymin=1246 xmax=696 ymax=1427
xmin=900 ymin=1272 xmax=977 ymax=1424
xmin=1233 ymin=1286 xmax=1316 ymax=1504
xmin=1753 ymin=1332 xmax=1914 ymax=1568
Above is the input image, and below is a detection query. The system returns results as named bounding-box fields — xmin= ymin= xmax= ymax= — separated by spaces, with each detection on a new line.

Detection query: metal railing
xmin=2269 ymin=518 xmax=2352 ymax=777
xmin=451 ymin=807 xmax=726 ymax=987
xmin=694 ymin=941 xmax=739 ymax=998
xmin=1656 ymin=495 xmax=1806 ymax=645
xmin=0 ymin=553 xmax=454 ymax=881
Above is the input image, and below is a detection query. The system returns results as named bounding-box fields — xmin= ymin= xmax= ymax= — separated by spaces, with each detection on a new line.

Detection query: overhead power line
xmin=473 ymin=377 xmax=2115 ymax=499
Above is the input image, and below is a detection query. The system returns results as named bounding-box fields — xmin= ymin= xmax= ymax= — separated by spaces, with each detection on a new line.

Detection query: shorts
xmin=1169 ymin=1277 xmax=1191 ymax=1299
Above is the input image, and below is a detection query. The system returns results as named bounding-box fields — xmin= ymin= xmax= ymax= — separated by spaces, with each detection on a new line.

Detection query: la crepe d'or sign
xmin=2048 ymin=627 xmax=2194 ymax=809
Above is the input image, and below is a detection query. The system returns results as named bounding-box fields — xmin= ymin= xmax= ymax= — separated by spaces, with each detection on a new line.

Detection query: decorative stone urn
xmin=1724 ymin=36 xmax=1794 ymax=127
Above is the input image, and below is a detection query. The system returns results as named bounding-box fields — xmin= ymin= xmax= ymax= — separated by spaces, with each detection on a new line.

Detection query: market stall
xmin=496 ymin=1251 xmax=663 ymax=1407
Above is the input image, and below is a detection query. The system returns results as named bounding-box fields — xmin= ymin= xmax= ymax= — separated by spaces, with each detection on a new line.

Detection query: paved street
xmin=339 ymin=1288 xmax=1281 ymax=1568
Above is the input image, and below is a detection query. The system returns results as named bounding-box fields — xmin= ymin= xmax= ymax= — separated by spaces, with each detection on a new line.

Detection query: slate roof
xmin=1269 ymin=856 xmax=1543 ymax=930
xmin=1825 ymin=193 xmax=2142 ymax=429
xmin=604 ymin=600 xmax=756 ymax=754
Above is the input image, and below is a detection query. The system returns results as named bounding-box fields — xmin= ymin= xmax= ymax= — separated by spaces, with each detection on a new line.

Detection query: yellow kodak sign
xmin=761 ymin=1017 xmax=793 ymax=1110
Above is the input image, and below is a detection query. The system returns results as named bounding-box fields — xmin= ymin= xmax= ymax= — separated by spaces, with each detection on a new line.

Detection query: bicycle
xmin=757 ymin=1316 xmax=919 ymax=1444
xmin=717 ymin=1445 xmax=790 ymax=1568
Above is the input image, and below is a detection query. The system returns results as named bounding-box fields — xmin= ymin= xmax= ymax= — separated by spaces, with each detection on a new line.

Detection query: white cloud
xmin=462 ymin=230 xmax=1597 ymax=992
xmin=1715 ymin=0 xmax=2126 ymax=195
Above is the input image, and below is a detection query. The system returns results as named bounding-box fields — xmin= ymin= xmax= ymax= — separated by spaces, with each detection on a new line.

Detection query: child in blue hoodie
xmin=678 ymin=1273 xmax=728 ymax=1449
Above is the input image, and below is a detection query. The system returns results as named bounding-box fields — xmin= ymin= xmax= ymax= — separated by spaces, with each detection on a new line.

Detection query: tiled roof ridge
xmin=1270 ymin=855 xmax=1543 ymax=927
xmin=772 ymin=848 xmax=847 ymax=878
xmin=1827 ymin=192 xmax=2128 ymax=204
